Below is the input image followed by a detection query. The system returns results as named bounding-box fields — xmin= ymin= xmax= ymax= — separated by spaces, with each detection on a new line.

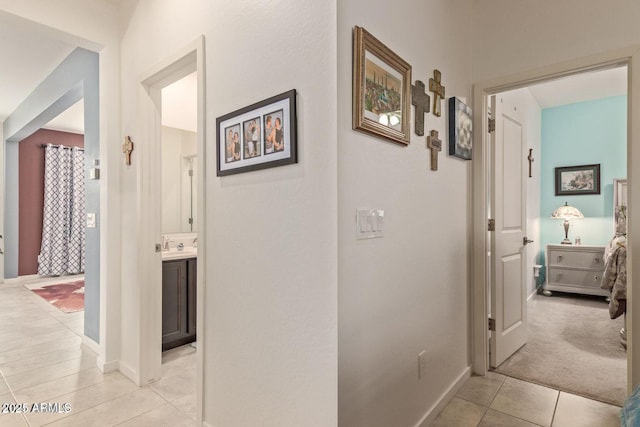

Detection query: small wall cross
xmin=122 ymin=136 xmax=134 ymax=166
xmin=527 ymin=148 xmax=534 ymax=178
xmin=411 ymin=80 xmax=430 ymax=136
xmin=427 ymin=130 xmax=442 ymax=171
xmin=429 ymin=69 xmax=446 ymax=117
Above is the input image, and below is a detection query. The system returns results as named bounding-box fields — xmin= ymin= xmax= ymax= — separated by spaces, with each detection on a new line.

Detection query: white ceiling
xmin=0 ymin=12 xmax=77 ymax=130
xmin=162 ymin=72 xmax=197 ymax=133
xmin=527 ymin=66 xmax=627 ymax=109
xmin=0 ymin=9 xmax=196 ymax=137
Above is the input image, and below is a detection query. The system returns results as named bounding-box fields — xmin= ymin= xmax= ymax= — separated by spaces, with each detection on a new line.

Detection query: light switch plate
xmin=87 ymin=213 xmax=96 ymax=228
xmin=356 ymin=209 xmax=384 ymax=239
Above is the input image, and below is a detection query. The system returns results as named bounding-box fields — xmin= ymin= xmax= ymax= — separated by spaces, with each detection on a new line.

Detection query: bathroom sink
xmin=162 ymin=247 xmax=197 ymax=261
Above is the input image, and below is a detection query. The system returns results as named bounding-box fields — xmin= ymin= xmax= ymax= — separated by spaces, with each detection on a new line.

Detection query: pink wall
xmin=19 ymin=129 xmax=84 ymax=276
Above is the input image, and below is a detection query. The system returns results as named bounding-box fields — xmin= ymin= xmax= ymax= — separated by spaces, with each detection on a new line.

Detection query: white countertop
xmin=162 ymin=248 xmax=197 ymax=261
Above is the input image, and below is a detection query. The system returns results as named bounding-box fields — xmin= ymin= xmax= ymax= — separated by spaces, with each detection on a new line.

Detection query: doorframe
xmin=472 ymin=46 xmax=640 ymax=392
xmin=137 ymin=36 xmax=206 ymax=424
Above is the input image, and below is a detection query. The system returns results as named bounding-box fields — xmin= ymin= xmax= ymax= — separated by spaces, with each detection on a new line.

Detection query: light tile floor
xmin=0 ymin=276 xmax=196 ymax=427
xmin=431 ymin=372 xmax=622 ymax=427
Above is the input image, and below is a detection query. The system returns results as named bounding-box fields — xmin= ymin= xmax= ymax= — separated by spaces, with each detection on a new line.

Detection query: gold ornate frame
xmin=352 ymin=26 xmax=412 ymax=145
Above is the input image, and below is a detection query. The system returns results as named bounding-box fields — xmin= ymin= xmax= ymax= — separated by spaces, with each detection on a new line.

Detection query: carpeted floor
xmin=494 ymin=292 xmax=626 ymax=406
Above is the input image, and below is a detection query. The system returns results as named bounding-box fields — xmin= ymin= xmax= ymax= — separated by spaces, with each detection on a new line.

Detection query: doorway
xmin=472 ymin=47 xmax=640 ymax=394
xmin=137 ymin=37 xmax=205 ymax=425
xmin=486 ymin=68 xmax=628 ymax=404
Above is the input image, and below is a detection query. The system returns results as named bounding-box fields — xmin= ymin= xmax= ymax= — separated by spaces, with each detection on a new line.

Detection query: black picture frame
xmin=216 ymin=89 xmax=297 ymax=176
xmin=554 ymin=164 xmax=601 ymax=196
xmin=448 ymin=97 xmax=472 ymax=160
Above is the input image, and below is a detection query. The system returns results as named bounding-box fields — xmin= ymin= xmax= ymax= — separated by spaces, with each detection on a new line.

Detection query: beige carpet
xmin=494 ymin=293 xmax=626 ymax=406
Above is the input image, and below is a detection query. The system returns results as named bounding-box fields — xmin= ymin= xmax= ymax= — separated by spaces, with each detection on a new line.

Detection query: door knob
xmin=523 ymin=237 xmax=534 ymax=245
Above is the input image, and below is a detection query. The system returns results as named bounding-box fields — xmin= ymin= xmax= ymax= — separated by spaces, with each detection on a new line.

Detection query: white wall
xmin=119 ymin=1 xmax=337 ymax=426
xmin=497 ymin=88 xmax=542 ymax=298
xmin=472 ymin=0 xmax=640 ymax=82
xmin=161 ymin=126 xmax=197 ymax=233
xmin=338 ymin=1 xmax=473 ymax=426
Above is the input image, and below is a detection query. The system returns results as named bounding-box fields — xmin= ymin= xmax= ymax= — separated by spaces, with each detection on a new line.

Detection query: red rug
xmin=28 ymin=280 xmax=85 ymax=313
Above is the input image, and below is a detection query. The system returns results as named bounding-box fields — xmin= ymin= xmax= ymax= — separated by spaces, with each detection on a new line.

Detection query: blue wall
xmin=540 ymin=95 xmax=626 ymax=249
xmin=3 ymin=48 xmax=100 ymax=343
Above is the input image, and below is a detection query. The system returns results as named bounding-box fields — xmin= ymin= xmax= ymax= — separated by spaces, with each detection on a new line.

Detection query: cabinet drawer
xmin=548 ymin=267 xmax=603 ymax=288
xmin=548 ymin=249 xmax=604 ymax=269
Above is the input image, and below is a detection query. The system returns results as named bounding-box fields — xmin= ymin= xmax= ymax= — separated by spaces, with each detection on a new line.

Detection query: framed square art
xmin=448 ymin=97 xmax=472 ymax=160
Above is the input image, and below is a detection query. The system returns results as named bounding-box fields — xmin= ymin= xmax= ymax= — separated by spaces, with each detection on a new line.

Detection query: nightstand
xmin=543 ymin=244 xmax=609 ymax=297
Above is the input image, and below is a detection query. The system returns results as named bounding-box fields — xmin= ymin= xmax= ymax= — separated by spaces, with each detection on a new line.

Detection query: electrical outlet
xmin=418 ymin=350 xmax=427 ymax=379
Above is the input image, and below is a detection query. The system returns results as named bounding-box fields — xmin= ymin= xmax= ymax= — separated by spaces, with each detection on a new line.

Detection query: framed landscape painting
xmin=555 ymin=164 xmax=601 ymax=196
xmin=352 ymin=26 xmax=412 ymax=145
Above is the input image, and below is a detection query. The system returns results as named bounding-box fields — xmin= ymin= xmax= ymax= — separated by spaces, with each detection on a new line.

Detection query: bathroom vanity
xmin=161 ymin=233 xmax=197 ymax=351
xmin=162 ymin=257 xmax=196 ymax=350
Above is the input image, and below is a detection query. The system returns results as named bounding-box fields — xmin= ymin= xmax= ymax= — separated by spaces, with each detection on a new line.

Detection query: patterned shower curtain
xmin=37 ymin=145 xmax=86 ymax=276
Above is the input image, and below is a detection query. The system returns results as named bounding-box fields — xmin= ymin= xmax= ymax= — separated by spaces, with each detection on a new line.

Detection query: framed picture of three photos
xmin=216 ymin=89 xmax=297 ymax=176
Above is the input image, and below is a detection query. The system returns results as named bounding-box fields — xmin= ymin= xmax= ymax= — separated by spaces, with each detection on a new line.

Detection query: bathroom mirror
xmin=161 ymin=126 xmax=197 ymax=233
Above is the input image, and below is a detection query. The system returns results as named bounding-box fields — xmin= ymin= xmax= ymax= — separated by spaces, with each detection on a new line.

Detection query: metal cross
xmin=429 ymin=69 xmax=446 ymax=117
xmin=527 ymin=148 xmax=534 ymax=178
xmin=411 ymin=80 xmax=430 ymax=136
xmin=427 ymin=130 xmax=442 ymax=171
xmin=122 ymin=136 xmax=134 ymax=166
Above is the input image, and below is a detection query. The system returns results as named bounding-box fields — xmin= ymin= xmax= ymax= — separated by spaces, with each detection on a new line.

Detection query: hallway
xmin=0 ymin=277 xmax=196 ymax=426
xmin=431 ymin=372 xmax=621 ymax=426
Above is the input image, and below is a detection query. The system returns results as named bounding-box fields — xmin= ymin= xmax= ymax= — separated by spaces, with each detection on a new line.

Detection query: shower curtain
xmin=37 ymin=145 xmax=86 ymax=276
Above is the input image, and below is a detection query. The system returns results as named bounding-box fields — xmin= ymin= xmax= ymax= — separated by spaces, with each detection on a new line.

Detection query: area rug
xmin=494 ymin=293 xmax=626 ymax=406
xmin=25 ymin=279 xmax=84 ymax=313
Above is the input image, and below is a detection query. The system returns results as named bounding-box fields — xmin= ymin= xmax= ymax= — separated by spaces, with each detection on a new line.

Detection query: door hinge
xmin=488 ymin=318 xmax=496 ymax=331
xmin=488 ymin=118 xmax=496 ymax=133
xmin=488 ymin=219 xmax=495 ymax=231
xmin=188 ymin=169 xmax=193 ymax=177
xmin=188 ymin=218 xmax=193 ymax=225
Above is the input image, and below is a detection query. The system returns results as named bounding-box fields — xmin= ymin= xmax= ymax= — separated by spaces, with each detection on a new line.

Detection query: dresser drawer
xmin=547 ymin=267 xmax=603 ymax=288
xmin=548 ymin=248 xmax=604 ymax=269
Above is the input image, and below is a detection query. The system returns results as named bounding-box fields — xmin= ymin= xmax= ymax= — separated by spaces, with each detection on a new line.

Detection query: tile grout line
xmin=549 ymin=391 xmax=561 ymax=427
xmin=0 ymin=368 xmax=32 ymax=426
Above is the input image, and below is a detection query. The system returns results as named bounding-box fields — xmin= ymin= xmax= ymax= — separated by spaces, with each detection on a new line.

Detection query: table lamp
xmin=551 ymin=202 xmax=584 ymax=245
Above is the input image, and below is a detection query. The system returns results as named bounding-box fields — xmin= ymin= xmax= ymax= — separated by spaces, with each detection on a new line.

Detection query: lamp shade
xmin=551 ymin=202 xmax=584 ymax=219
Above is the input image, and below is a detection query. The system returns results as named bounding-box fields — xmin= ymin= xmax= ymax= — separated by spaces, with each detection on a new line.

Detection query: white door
xmin=490 ymin=94 xmax=529 ymax=368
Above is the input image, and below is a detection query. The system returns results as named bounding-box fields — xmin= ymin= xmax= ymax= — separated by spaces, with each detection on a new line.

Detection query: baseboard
xmin=202 ymin=422 xmax=214 ymax=427
xmin=415 ymin=366 xmax=471 ymax=427
xmin=528 ymin=286 xmax=540 ymax=302
xmin=96 ymin=356 xmax=119 ymax=374
xmin=118 ymin=361 xmax=139 ymax=385
xmin=81 ymin=335 xmax=100 ymax=355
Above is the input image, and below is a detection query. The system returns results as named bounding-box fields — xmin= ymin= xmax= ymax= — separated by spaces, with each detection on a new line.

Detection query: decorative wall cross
xmin=411 ymin=80 xmax=430 ymax=136
xmin=122 ymin=136 xmax=134 ymax=166
xmin=427 ymin=130 xmax=442 ymax=171
xmin=429 ymin=69 xmax=445 ymax=117
xmin=527 ymin=148 xmax=534 ymax=178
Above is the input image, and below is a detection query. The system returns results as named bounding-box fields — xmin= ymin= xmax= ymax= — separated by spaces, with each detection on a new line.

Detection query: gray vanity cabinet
xmin=162 ymin=258 xmax=197 ymax=351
